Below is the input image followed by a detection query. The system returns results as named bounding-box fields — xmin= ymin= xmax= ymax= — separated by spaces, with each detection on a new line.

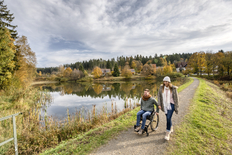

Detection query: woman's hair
xmin=162 ymin=82 xmax=173 ymax=93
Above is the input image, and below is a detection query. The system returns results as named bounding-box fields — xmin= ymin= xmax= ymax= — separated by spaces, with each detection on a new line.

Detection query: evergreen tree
xmin=79 ymin=64 xmax=84 ymax=73
xmin=0 ymin=0 xmax=17 ymax=38
xmin=106 ymin=59 xmax=112 ymax=70
xmin=112 ymin=64 xmax=120 ymax=77
xmin=0 ymin=27 xmax=16 ymax=88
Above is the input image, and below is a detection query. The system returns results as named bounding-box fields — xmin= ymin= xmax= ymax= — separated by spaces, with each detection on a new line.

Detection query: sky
xmin=5 ymin=0 xmax=232 ymax=67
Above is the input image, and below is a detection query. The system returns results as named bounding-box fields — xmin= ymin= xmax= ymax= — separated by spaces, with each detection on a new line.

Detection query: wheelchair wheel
xmin=151 ymin=114 xmax=159 ymax=131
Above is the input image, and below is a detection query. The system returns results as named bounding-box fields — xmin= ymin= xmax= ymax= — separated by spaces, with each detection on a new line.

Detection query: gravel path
xmin=90 ymin=78 xmax=199 ymax=155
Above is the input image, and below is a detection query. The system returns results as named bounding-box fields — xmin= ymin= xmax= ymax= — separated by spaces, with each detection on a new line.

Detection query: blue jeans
xmin=136 ymin=110 xmax=152 ymax=130
xmin=166 ymin=103 xmax=175 ymax=132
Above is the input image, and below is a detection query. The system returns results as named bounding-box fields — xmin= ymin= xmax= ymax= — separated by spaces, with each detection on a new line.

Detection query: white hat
xmin=163 ymin=76 xmax=171 ymax=83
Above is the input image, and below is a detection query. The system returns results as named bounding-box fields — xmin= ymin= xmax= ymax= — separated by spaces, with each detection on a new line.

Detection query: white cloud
xmin=5 ymin=0 xmax=232 ymax=67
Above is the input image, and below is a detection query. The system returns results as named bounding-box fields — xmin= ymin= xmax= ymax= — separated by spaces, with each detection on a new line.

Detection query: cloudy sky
xmin=5 ymin=0 xmax=232 ymax=67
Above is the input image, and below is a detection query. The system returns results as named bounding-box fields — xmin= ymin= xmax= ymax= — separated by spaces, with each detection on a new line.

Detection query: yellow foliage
xmin=64 ymin=67 xmax=72 ymax=77
xmin=163 ymin=65 xmax=173 ymax=74
xmin=38 ymin=71 xmax=42 ymax=76
xmin=93 ymin=66 xmax=102 ymax=78
xmin=15 ymin=36 xmax=37 ymax=87
xmin=131 ymin=61 xmax=136 ymax=69
xmin=121 ymin=64 xmax=132 ymax=78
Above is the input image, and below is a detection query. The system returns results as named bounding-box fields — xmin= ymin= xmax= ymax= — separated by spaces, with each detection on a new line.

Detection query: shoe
xmin=164 ymin=131 xmax=170 ymax=140
xmin=170 ymin=126 xmax=174 ymax=133
xmin=134 ymin=126 xmax=140 ymax=132
xmin=138 ymin=129 xmax=144 ymax=135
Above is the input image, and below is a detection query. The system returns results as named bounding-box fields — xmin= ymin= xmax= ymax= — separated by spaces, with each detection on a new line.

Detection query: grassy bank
xmin=41 ymin=107 xmax=140 ymax=155
xmin=40 ymin=77 xmax=194 ymax=155
xmin=167 ymin=78 xmax=232 ymax=155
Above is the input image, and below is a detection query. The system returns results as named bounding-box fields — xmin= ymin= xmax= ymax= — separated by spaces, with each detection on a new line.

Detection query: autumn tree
xmin=216 ymin=52 xmax=225 ymax=76
xmin=121 ymin=62 xmax=132 ymax=78
xmin=0 ymin=0 xmax=17 ymax=38
xmin=163 ymin=65 xmax=173 ymax=75
xmin=64 ymin=67 xmax=72 ymax=77
xmin=141 ymin=64 xmax=154 ymax=76
xmin=58 ymin=65 xmax=65 ymax=77
xmin=131 ymin=60 xmax=143 ymax=73
xmin=93 ymin=66 xmax=102 ymax=78
xmin=160 ymin=57 xmax=167 ymax=66
xmin=71 ymin=69 xmax=84 ymax=81
xmin=197 ymin=51 xmax=206 ymax=75
xmin=112 ymin=63 xmax=120 ymax=77
xmin=0 ymin=27 xmax=15 ymax=89
xmin=131 ymin=60 xmax=136 ymax=69
xmin=205 ymin=52 xmax=213 ymax=76
xmin=187 ymin=52 xmax=199 ymax=75
xmin=222 ymin=51 xmax=232 ymax=75
xmin=14 ymin=36 xmax=37 ymax=87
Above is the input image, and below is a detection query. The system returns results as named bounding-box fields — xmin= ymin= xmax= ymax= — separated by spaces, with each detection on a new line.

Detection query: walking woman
xmin=158 ymin=76 xmax=179 ymax=140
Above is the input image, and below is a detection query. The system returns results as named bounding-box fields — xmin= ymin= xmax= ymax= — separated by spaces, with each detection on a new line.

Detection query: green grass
xmin=177 ymin=77 xmax=193 ymax=93
xmin=40 ymin=77 xmax=194 ymax=155
xmin=167 ymin=78 xmax=232 ymax=155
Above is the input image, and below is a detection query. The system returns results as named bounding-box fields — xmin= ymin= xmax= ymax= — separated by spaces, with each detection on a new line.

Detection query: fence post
xmin=13 ymin=115 xmax=18 ymax=155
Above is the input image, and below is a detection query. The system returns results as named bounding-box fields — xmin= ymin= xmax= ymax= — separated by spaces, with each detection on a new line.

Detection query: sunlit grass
xmin=167 ymin=79 xmax=232 ymax=155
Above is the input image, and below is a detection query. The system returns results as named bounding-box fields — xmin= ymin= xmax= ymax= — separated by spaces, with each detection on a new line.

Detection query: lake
xmin=36 ymin=78 xmax=185 ymax=120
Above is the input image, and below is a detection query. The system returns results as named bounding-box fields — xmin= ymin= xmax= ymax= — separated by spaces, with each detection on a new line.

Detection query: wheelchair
xmin=134 ymin=108 xmax=159 ymax=136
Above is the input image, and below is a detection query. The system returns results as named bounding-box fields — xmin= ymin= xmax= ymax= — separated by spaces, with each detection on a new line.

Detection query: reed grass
xmin=1 ymin=93 xmax=137 ymax=155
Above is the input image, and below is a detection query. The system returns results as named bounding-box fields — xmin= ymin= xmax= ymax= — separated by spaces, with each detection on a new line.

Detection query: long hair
xmin=162 ymin=82 xmax=173 ymax=93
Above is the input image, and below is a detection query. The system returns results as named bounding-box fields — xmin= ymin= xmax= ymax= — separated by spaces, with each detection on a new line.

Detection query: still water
xmin=37 ymin=79 xmax=183 ymax=120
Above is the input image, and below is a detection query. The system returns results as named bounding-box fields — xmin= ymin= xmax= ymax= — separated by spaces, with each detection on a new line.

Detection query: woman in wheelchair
xmin=134 ymin=89 xmax=159 ymax=135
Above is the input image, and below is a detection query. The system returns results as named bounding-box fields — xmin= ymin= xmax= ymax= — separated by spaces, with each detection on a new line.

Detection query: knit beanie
xmin=163 ymin=76 xmax=171 ymax=83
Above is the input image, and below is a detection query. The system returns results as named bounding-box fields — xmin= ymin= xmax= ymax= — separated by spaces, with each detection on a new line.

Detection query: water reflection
xmin=38 ymin=81 xmax=162 ymax=119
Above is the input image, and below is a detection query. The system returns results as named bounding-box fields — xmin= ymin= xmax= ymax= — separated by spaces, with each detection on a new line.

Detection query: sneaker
xmin=164 ymin=131 xmax=170 ymax=140
xmin=138 ymin=129 xmax=144 ymax=135
xmin=170 ymin=126 xmax=174 ymax=133
xmin=134 ymin=126 xmax=140 ymax=132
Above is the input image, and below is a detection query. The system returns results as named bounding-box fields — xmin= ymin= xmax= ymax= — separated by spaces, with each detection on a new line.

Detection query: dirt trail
xmin=90 ymin=78 xmax=199 ymax=155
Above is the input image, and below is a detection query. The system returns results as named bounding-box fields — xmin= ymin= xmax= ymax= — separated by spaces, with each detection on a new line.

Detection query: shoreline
xmin=31 ymin=81 xmax=59 ymax=85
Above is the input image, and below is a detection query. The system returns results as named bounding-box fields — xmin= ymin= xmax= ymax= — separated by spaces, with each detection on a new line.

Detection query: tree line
xmin=37 ymin=53 xmax=193 ymax=74
xmin=186 ymin=50 xmax=232 ymax=77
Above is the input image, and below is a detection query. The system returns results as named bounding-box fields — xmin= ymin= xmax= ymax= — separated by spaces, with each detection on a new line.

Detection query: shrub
xmin=60 ymin=78 xmax=68 ymax=82
xmin=121 ymin=69 xmax=132 ymax=78
xmin=49 ymin=74 xmax=57 ymax=81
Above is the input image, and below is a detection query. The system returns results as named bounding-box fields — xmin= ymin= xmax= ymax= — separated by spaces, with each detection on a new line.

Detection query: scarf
xmin=163 ymin=86 xmax=172 ymax=114
xmin=142 ymin=94 xmax=151 ymax=101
